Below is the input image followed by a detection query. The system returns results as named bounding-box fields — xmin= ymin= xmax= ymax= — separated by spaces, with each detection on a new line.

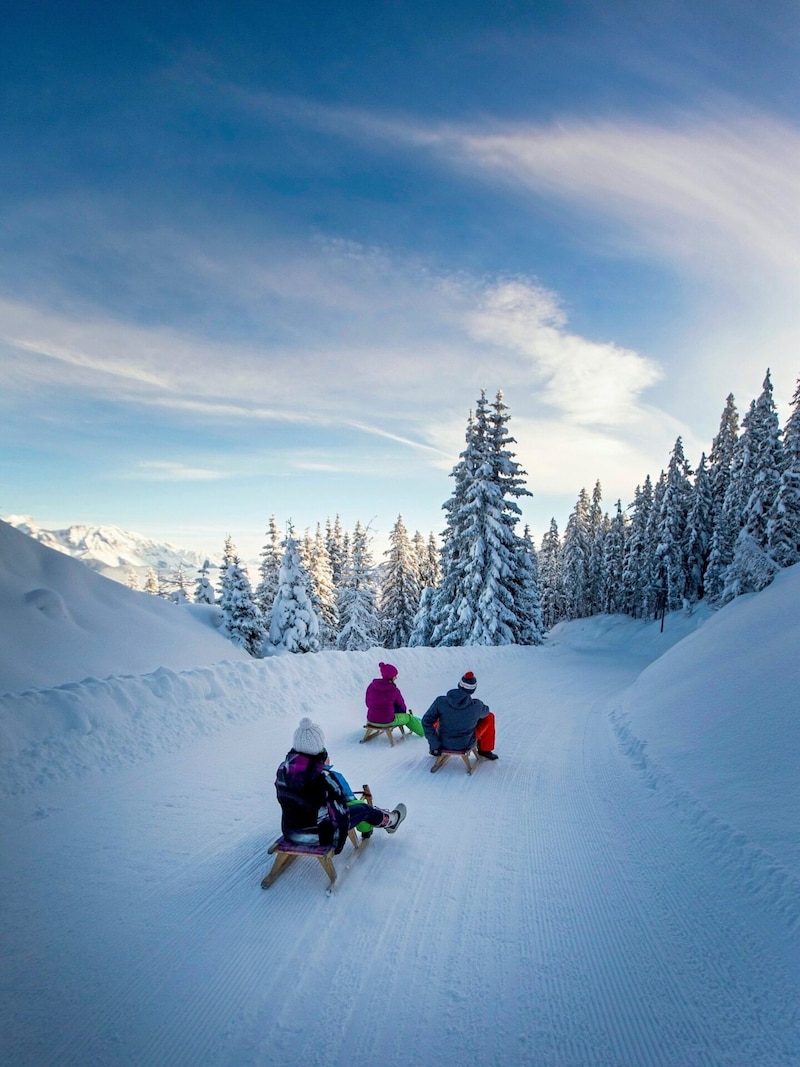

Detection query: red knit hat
xmin=459 ymin=671 xmax=477 ymax=691
xmin=379 ymin=662 xmax=398 ymax=680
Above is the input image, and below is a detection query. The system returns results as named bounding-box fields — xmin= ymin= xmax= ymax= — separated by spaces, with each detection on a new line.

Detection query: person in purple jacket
xmin=364 ymin=662 xmax=424 ymax=737
xmin=275 ymin=718 xmax=406 ymax=849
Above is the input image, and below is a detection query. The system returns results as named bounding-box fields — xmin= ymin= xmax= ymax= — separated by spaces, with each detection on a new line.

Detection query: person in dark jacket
xmin=422 ymin=671 xmax=498 ymax=760
xmin=275 ymin=717 xmax=407 ymax=851
xmin=364 ymin=662 xmax=424 ymax=737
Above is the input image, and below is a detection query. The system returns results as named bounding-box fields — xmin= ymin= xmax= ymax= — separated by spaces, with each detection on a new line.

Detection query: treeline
xmin=195 ymin=516 xmax=441 ymax=656
xmin=539 ymin=370 xmax=800 ymax=627
xmin=144 ymin=371 xmax=800 ymax=654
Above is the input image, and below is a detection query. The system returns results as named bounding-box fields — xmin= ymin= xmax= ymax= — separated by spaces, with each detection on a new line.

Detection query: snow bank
xmin=609 ymin=563 xmax=800 ymax=929
xmin=0 ymin=519 xmax=250 ymax=693
xmin=619 ymin=563 xmax=800 ymax=867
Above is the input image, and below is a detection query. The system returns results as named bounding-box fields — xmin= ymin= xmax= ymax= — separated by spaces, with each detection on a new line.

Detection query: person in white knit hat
xmin=274 ymin=717 xmax=407 ymax=852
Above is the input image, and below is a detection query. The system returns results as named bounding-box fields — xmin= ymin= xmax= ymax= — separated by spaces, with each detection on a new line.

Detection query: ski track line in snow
xmin=493 ymin=659 xmax=799 ymax=1067
xmin=611 ymin=709 xmax=800 ymax=937
xmin=579 ymin=697 xmax=800 ymax=1066
xmin=227 ymin=743 xmax=516 ymax=1066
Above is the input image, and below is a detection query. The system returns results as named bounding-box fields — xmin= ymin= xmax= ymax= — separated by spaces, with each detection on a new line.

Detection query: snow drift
xmin=0 ymin=518 xmax=250 ymax=693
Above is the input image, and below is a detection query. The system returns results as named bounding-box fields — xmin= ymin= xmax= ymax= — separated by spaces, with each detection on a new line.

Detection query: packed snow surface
xmin=1 ymin=521 xmax=799 ymax=1066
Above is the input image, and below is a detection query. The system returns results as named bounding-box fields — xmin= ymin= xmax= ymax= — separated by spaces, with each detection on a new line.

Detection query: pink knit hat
xmin=379 ymin=662 xmax=398 ymax=680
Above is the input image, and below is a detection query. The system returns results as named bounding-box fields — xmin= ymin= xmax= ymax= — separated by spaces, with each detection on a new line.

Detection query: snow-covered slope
xmin=1 ymin=529 xmax=799 ymax=1066
xmin=3 ymin=513 xmax=217 ymax=584
xmin=0 ymin=518 xmax=250 ymax=693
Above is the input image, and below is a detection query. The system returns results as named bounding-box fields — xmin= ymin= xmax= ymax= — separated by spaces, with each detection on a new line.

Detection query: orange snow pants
xmin=475 ymin=712 xmax=496 ymax=752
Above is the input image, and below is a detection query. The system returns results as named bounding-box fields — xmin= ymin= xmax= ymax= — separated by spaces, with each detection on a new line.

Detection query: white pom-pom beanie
xmin=293 ymin=717 xmax=326 ymax=755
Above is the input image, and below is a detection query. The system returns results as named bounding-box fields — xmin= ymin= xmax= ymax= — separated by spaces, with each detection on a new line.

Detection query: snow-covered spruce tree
xmin=654 ymin=437 xmax=694 ymax=611
xmin=768 ymin=376 xmax=800 ymax=568
xmin=268 ymin=530 xmax=321 ymax=653
xmin=408 ymin=585 xmax=437 ymax=647
xmin=326 ymin=515 xmax=348 ymax=590
xmin=219 ymin=548 xmax=264 ymax=656
xmin=704 ymin=405 xmax=752 ymax=603
xmin=723 ymin=371 xmax=785 ymax=600
xmin=412 ymin=529 xmax=427 ymax=581
xmin=144 ymin=568 xmax=160 ymax=596
xmin=307 ymin=524 xmax=339 ymax=648
xmin=684 ymin=454 xmax=714 ymax=603
xmin=413 ymin=529 xmax=441 ymax=589
xmin=431 ymin=390 xmax=533 ymax=646
xmin=169 ymin=564 xmax=191 ymax=604
xmin=603 ymin=500 xmax=627 ymax=615
xmin=586 ymin=480 xmax=607 ymax=616
xmin=407 ymin=530 xmax=442 ymax=647
xmin=642 ymin=471 xmax=666 ymax=618
xmin=336 ymin=521 xmax=379 ymax=651
xmin=621 ymin=477 xmax=653 ymax=618
xmin=538 ymin=517 xmax=564 ymax=629
xmin=428 ymin=406 xmax=480 ymax=644
xmin=379 ymin=514 xmax=421 ymax=648
xmin=742 ymin=370 xmax=784 ymax=551
xmin=194 ymin=559 xmax=217 ymax=605
xmin=707 ymin=398 xmax=757 ymax=602
xmin=708 ymin=393 xmax=739 ymax=528
xmin=560 ymin=487 xmax=592 ymax=620
xmin=216 ymin=535 xmax=237 ymax=603
xmin=255 ymin=515 xmax=282 ymax=626
xmin=126 ymin=569 xmax=140 ymax=591
xmin=513 ymin=525 xmax=545 ymax=644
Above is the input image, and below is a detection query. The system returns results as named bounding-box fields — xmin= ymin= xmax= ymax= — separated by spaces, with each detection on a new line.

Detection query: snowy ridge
xmin=3 ymin=513 xmax=217 ymax=583
xmin=611 ymin=709 xmax=800 ymax=935
xmin=0 ymin=518 xmax=250 ymax=691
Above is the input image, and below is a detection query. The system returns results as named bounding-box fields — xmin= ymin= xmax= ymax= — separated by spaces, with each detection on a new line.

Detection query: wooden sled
xmin=360 ymin=722 xmax=407 ymax=746
xmin=430 ymin=747 xmax=481 ymax=775
xmin=262 ymin=787 xmax=373 ymax=890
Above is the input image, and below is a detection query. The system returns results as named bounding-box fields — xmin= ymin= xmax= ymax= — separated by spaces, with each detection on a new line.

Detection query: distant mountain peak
xmin=3 ymin=515 xmax=219 ymax=581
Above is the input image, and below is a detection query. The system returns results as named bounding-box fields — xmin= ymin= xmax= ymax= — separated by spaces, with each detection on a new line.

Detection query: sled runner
xmin=360 ymin=722 xmax=407 ymax=746
xmin=430 ymin=747 xmax=481 ymax=775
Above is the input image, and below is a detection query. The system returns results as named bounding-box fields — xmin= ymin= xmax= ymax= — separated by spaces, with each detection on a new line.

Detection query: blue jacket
xmin=422 ymin=688 xmax=490 ymax=753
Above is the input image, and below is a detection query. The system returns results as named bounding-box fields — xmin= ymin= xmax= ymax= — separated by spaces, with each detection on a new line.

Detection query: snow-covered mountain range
xmin=3 ymin=514 xmax=218 ymax=585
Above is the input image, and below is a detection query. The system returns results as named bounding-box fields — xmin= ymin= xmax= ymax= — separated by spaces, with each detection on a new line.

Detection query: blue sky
xmin=2 ymin=1 xmax=800 ymax=562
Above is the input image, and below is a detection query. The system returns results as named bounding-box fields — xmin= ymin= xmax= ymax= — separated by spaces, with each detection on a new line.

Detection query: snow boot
xmin=478 ymin=749 xmax=499 ymax=761
xmin=384 ymin=803 xmax=407 ymax=833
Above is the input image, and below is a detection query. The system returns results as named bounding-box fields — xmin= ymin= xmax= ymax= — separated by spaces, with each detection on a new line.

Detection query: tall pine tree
xmin=337 ymin=522 xmax=379 ymax=651
xmin=220 ymin=546 xmax=264 ymax=656
xmin=268 ymin=530 xmax=321 ymax=653
xmin=768 ymin=376 xmax=800 ymax=568
xmin=430 ymin=390 xmax=533 ymax=645
xmin=379 ymin=514 xmax=421 ymax=648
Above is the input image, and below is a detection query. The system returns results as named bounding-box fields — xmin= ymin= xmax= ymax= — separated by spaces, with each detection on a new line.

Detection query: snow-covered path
xmin=2 ymin=637 xmax=799 ymax=1067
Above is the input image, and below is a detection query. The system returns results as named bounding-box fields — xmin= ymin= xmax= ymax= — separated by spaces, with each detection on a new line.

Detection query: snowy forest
xmin=144 ymin=370 xmax=800 ymax=657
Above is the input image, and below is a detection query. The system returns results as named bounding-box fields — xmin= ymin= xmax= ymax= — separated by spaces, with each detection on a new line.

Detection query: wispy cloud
xmin=239 ymin=93 xmax=800 ymax=288
xmin=0 ymin=248 xmax=663 ymax=443
xmin=448 ymin=114 xmax=800 ymax=286
xmin=129 ymin=461 xmax=223 ymax=482
xmin=462 ymin=279 xmax=662 ymax=426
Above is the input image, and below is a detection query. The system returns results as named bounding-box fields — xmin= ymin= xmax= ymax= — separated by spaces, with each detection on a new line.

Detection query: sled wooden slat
xmin=360 ymin=722 xmax=406 ymax=746
xmin=261 ymin=828 xmax=360 ymax=889
xmin=430 ymin=747 xmax=480 ymax=775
